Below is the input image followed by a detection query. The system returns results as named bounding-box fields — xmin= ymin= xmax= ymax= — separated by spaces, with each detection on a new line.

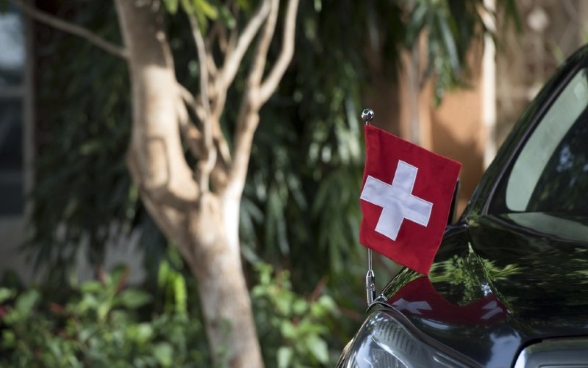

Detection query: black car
xmin=336 ymin=44 xmax=588 ymax=367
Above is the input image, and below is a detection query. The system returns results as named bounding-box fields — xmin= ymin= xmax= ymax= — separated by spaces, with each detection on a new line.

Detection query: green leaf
xmin=218 ymin=4 xmax=236 ymax=29
xmin=0 ymin=288 xmax=15 ymax=304
xmin=180 ymin=0 xmax=192 ymax=15
xmin=97 ymin=300 xmax=111 ymax=321
xmin=237 ymin=0 xmax=251 ymax=11
xmin=407 ymin=1 xmax=428 ymax=43
xmin=153 ymin=342 xmax=174 ymax=367
xmin=280 ymin=320 xmax=296 ymax=339
xmin=79 ymin=140 xmax=102 ymax=155
xmin=292 ymin=299 xmax=308 ymax=315
xmin=157 ymin=260 xmax=171 ymax=289
xmin=173 ymin=275 xmax=187 ymax=314
xmin=80 ymin=281 xmax=104 ymax=294
xmin=127 ymin=323 xmax=154 ymax=344
xmin=164 ymin=0 xmax=180 ymax=14
xmin=77 ymin=293 xmax=101 ymax=314
xmin=115 ymin=289 xmax=152 ymax=309
xmin=1 ymin=330 xmax=15 ymax=348
xmin=436 ymin=11 xmax=459 ymax=71
xmin=79 ymin=326 xmax=96 ymax=342
xmin=316 ymin=295 xmax=336 ymax=312
xmin=277 ymin=346 xmax=293 ymax=368
xmin=192 ymin=0 xmax=218 ymax=19
xmin=15 ymin=289 xmax=40 ymax=314
xmin=305 ymin=335 xmax=328 ymax=364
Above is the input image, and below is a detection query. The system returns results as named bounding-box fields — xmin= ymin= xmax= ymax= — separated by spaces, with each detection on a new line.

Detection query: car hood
xmin=377 ymin=214 xmax=588 ymax=367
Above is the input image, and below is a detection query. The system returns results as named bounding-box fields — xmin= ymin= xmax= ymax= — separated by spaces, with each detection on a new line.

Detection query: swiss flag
xmin=359 ymin=125 xmax=461 ymax=275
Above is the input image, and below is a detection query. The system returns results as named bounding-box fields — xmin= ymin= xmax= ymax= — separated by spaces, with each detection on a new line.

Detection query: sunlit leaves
xmin=165 ymin=0 xmax=236 ymax=31
xmin=163 ymin=0 xmax=180 ymax=14
xmin=191 ymin=0 xmax=218 ymax=19
xmin=157 ymin=250 xmax=189 ymax=315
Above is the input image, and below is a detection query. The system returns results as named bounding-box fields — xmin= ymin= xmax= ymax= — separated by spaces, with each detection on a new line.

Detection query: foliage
xmin=252 ymin=263 xmax=340 ymax=367
xmin=155 ymin=248 xmax=189 ymax=315
xmin=238 ymin=0 xmax=397 ymax=289
xmin=0 ymin=267 xmax=209 ymax=368
xmin=28 ymin=2 xmax=142 ymax=278
xmin=0 ymin=263 xmax=347 ymax=368
xmin=405 ymin=0 xmax=520 ymax=102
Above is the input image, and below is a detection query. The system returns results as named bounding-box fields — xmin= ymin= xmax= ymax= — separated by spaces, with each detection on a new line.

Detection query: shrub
xmin=0 ymin=267 xmax=209 ymax=368
xmin=0 ymin=262 xmax=346 ymax=368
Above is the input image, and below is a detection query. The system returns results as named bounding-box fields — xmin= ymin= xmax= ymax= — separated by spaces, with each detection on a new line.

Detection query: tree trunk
xmin=187 ymin=192 xmax=260 ymax=368
xmin=114 ymin=1 xmax=263 ymax=367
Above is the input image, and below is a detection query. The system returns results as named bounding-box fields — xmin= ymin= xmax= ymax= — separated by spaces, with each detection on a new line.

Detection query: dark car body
xmin=337 ymin=45 xmax=588 ymax=367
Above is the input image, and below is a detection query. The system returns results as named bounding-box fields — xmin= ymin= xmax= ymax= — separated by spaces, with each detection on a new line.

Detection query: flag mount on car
xmin=360 ymin=108 xmax=461 ymax=305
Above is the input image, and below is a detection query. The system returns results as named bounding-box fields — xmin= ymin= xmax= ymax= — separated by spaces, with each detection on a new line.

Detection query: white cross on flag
xmin=360 ymin=125 xmax=461 ymax=275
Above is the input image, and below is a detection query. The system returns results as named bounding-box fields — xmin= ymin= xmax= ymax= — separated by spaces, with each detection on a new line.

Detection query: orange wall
xmin=430 ymin=47 xmax=485 ymax=215
xmin=364 ymin=41 xmax=486 ymax=216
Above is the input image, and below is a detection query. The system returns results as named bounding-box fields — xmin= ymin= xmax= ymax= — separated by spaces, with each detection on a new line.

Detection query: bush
xmin=253 ymin=263 xmax=340 ymax=368
xmin=0 ymin=262 xmax=345 ymax=368
xmin=0 ymin=267 xmax=209 ymax=368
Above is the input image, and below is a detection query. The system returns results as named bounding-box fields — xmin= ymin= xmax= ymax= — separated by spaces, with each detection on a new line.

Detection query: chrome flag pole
xmin=361 ymin=108 xmax=377 ymax=306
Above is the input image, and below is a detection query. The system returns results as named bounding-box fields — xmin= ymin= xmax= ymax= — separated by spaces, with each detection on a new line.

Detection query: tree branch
xmin=188 ymin=13 xmax=216 ymax=192
xmin=178 ymin=83 xmax=207 ymax=123
xmin=178 ymin=75 xmax=231 ymax=180
xmin=176 ymin=93 xmax=205 ymax=160
xmin=225 ymin=0 xmax=281 ymax=196
xmin=226 ymin=104 xmax=259 ymax=197
xmin=203 ymin=22 xmax=220 ymax=75
xmin=248 ymin=0 xmax=279 ymax=89
xmin=9 ymin=0 xmax=128 ymax=59
xmin=220 ymin=0 xmax=271 ymax=89
xmin=259 ymin=0 xmax=300 ymax=103
xmin=188 ymin=16 xmax=212 ymax=123
xmin=224 ymin=21 xmax=239 ymax=63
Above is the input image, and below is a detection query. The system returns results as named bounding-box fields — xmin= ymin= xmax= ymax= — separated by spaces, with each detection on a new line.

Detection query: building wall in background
xmin=424 ymin=0 xmax=587 ymax=215
xmin=496 ymin=0 xmax=588 ymax=145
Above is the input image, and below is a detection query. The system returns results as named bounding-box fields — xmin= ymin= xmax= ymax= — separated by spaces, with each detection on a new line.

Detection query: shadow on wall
xmin=363 ymin=76 xmax=485 ymax=218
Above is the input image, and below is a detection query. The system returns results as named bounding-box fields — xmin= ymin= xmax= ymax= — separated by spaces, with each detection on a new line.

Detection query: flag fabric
xmin=359 ymin=124 xmax=461 ymax=275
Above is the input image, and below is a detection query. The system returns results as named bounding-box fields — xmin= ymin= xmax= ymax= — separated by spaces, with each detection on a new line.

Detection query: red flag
xmin=359 ymin=125 xmax=461 ymax=274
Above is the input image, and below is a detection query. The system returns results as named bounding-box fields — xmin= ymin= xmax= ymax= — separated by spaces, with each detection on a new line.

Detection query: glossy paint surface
xmin=379 ymin=216 xmax=588 ymax=367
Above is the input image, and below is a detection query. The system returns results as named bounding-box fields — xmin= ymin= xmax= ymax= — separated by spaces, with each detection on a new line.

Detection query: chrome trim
xmin=514 ymin=338 xmax=588 ymax=368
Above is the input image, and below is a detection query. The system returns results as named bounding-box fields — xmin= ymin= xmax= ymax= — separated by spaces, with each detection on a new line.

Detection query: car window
xmin=494 ymin=68 xmax=588 ymax=216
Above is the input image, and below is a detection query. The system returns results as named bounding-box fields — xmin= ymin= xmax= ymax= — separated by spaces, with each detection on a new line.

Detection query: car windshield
xmin=489 ymin=68 xmax=588 ymax=217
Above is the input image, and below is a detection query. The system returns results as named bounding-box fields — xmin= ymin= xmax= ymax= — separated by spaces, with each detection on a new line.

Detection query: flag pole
xmin=361 ymin=108 xmax=377 ymax=306
xmin=366 ymin=250 xmax=376 ymax=305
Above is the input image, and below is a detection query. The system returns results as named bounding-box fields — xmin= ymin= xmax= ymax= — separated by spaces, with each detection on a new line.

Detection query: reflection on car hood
xmin=378 ymin=214 xmax=588 ymax=368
